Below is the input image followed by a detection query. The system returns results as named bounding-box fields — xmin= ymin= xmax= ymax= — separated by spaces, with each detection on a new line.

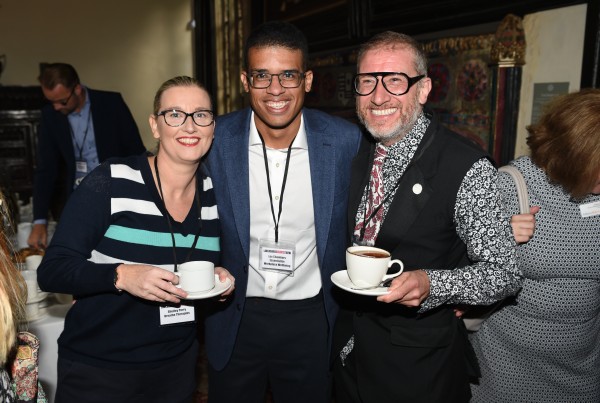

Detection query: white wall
xmin=515 ymin=4 xmax=587 ymax=157
xmin=0 ymin=0 xmax=194 ymax=148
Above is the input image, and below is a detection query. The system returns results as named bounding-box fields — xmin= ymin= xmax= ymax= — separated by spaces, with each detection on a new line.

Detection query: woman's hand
xmin=511 ymin=206 xmax=540 ymax=244
xmin=215 ymin=266 xmax=235 ymax=301
xmin=115 ymin=264 xmax=188 ymax=303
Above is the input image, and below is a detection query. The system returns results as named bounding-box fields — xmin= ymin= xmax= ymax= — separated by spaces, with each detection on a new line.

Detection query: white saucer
xmin=183 ymin=276 xmax=232 ymax=300
xmin=331 ymin=270 xmax=391 ymax=296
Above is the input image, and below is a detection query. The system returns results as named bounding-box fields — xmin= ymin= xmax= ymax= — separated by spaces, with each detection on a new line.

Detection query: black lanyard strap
xmin=69 ymin=111 xmax=92 ymax=161
xmin=154 ymin=155 xmax=202 ymax=272
xmin=257 ymin=130 xmax=296 ymax=243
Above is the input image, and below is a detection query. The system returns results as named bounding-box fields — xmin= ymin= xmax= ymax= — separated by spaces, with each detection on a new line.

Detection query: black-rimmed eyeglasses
xmin=245 ymin=71 xmax=305 ymax=89
xmin=354 ymin=72 xmax=425 ymax=96
xmin=156 ymin=109 xmax=214 ymax=127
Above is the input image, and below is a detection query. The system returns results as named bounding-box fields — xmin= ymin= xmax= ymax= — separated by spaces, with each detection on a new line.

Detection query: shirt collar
xmin=68 ymin=85 xmax=91 ymax=119
xmin=248 ymin=110 xmax=308 ymax=150
xmin=381 ymin=111 xmax=430 ymax=157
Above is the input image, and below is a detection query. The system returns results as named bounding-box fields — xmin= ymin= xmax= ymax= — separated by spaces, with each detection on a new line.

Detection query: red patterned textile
xmin=356 ymin=144 xmax=387 ymax=244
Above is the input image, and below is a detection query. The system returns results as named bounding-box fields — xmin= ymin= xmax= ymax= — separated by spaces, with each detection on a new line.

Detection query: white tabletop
xmin=25 ymin=302 xmax=71 ymax=403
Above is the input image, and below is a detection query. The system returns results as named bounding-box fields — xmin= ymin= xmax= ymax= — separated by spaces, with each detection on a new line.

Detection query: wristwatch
xmin=113 ymin=267 xmax=122 ymax=293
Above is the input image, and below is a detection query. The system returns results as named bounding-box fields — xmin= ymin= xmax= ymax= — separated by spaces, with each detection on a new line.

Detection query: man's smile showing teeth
xmin=267 ymin=101 xmax=288 ymax=110
xmin=178 ymin=137 xmax=199 ymax=145
xmin=371 ymin=108 xmax=397 ymax=116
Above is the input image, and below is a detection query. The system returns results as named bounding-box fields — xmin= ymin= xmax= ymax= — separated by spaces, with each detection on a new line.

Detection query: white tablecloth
xmin=26 ymin=302 xmax=71 ymax=403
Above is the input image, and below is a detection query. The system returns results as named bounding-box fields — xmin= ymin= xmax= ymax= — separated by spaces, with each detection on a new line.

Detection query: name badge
xmin=579 ymin=200 xmax=600 ymax=218
xmin=76 ymin=160 xmax=88 ymax=173
xmin=159 ymin=304 xmax=195 ymax=326
xmin=259 ymin=238 xmax=296 ymax=275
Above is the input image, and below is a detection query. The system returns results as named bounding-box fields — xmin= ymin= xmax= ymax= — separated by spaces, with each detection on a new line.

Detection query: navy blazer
xmin=205 ymin=107 xmax=362 ymax=370
xmin=33 ymin=88 xmax=145 ymax=220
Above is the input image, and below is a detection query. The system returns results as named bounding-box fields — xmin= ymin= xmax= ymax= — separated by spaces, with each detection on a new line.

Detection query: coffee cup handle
xmin=382 ymin=259 xmax=404 ymax=282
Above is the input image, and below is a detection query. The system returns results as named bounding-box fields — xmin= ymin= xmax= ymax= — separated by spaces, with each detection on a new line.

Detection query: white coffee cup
xmin=21 ymin=270 xmax=38 ymax=301
xmin=25 ymin=301 xmax=39 ymax=319
xmin=17 ymin=222 xmax=32 ymax=249
xmin=177 ymin=261 xmax=215 ymax=293
xmin=25 ymin=255 xmax=43 ymax=271
xmin=346 ymin=246 xmax=404 ymax=288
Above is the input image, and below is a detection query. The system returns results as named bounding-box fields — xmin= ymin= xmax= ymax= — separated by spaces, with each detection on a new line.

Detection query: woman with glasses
xmin=37 ymin=76 xmax=234 ymax=403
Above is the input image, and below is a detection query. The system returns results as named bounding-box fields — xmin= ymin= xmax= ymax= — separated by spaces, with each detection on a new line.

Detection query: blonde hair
xmin=0 ymin=193 xmax=27 ymax=364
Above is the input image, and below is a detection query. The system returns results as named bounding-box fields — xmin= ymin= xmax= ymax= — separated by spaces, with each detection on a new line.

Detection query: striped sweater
xmin=37 ymin=153 xmax=220 ymax=368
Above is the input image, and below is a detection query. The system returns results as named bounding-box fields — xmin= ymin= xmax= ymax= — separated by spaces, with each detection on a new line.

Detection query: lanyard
xmin=154 ymin=155 xmax=202 ymax=272
xmin=257 ymin=130 xmax=296 ymax=243
xmin=69 ymin=111 xmax=92 ymax=161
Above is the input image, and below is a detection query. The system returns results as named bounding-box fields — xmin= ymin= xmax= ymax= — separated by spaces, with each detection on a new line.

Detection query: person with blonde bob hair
xmin=0 ymin=195 xmax=47 ymax=402
xmin=0 ymin=192 xmax=27 ymax=356
xmin=470 ymin=88 xmax=600 ymax=402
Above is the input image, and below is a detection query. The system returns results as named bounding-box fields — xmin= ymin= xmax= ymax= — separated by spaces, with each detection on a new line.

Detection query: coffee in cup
xmin=177 ymin=261 xmax=215 ymax=293
xmin=346 ymin=246 xmax=404 ymax=288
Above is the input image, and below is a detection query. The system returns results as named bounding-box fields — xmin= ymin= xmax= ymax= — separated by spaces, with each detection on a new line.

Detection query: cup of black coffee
xmin=346 ymin=246 xmax=404 ymax=288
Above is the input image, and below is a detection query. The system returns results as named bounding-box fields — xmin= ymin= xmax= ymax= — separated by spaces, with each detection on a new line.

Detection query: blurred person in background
xmin=1 ymin=191 xmax=46 ymax=402
xmin=29 ymin=63 xmax=145 ymax=249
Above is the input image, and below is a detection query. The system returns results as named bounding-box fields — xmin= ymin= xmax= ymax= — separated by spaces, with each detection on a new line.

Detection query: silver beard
xmin=356 ymin=93 xmax=422 ymax=145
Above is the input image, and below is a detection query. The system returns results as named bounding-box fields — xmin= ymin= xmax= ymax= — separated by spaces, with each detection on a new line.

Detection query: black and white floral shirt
xmin=354 ymin=112 xmax=521 ymax=312
xmin=0 ymin=367 xmax=16 ymax=403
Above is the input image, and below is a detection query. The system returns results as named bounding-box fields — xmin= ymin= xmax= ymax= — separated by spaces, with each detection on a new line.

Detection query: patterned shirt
xmin=0 ymin=368 xmax=16 ymax=403
xmin=354 ymin=112 xmax=520 ymax=311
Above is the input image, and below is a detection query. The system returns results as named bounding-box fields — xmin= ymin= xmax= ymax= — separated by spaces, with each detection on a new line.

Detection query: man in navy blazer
xmin=28 ymin=63 xmax=145 ymax=248
xmin=205 ymin=21 xmax=362 ymax=403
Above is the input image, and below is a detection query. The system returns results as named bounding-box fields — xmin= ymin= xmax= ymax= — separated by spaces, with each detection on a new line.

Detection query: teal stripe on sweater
xmin=105 ymin=225 xmax=220 ymax=251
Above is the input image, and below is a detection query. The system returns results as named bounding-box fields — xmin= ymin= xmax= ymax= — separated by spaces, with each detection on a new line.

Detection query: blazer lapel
xmin=376 ymin=124 xmax=437 ymax=252
xmin=347 ymin=128 xmax=436 ymax=251
xmin=305 ymin=113 xmax=335 ymax=265
xmin=222 ymin=113 xmax=252 ymax=260
xmin=375 ymin=165 xmax=431 ymax=252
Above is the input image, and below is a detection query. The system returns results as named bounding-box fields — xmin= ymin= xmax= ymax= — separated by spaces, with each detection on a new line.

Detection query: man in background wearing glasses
xmin=205 ymin=21 xmax=362 ymax=403
xmin=332 ymin=31 xmax=522 ymax=403
xmin=28 ymin=63 xmax=145 ymax=249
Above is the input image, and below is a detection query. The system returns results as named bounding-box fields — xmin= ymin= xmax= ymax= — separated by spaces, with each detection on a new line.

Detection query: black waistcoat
xmin=335 ymin=113 xmax=489 ymax=402
xmin=349 ymin=114 xmax=488 ymax=276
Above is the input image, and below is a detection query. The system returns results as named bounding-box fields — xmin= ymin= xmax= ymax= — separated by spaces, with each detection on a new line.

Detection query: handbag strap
xmin=498 ymin=165 xmax=529 ymax=214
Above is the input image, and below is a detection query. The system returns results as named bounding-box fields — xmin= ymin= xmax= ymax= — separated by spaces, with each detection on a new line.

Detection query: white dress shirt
xmin=246 ymin=111 xmax=321 ymax=299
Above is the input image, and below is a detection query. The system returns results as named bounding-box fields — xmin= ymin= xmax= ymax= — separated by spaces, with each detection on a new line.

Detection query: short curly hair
xmin=527 ymin=88 xmax=600 ymax=199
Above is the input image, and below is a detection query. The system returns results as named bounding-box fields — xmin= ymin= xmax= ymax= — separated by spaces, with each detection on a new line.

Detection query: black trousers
xmin=208 ymin=292 xmax=330 ymax=403
xmin=55 ymin=341 xmax=198 ymax=403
